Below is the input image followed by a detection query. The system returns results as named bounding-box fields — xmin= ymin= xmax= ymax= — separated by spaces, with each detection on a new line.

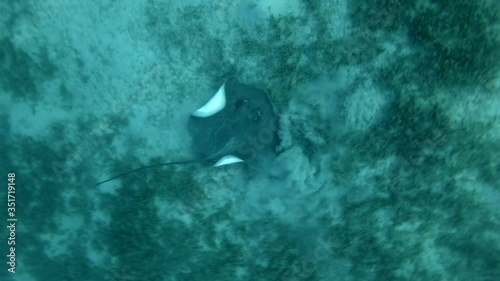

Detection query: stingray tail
xmin=94 ymin=159 xmax=198 ymax=186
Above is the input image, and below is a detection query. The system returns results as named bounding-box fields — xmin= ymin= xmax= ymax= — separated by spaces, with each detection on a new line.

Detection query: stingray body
xmin=94 ymin=80 xmax=279 ymax=186
xmin=188 ymin=80 xmax=280 ymax=167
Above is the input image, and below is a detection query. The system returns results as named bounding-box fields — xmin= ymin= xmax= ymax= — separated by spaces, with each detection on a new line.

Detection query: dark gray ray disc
xmin=188 ymin=79 xmax=280 ymax=167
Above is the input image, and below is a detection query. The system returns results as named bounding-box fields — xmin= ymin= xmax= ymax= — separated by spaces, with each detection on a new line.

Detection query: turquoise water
xmin=1 ymin=1 xmax=499 ymax=280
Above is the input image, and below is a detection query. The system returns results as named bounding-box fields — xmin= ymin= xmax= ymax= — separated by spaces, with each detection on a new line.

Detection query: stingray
xmin=94 ymin=79 xmax=280 ymax=186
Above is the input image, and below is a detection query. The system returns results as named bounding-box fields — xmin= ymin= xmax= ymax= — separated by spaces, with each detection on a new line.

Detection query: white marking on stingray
xmin=192 ymin=83 xmax=226 ymax=117
xmin=213 ymin=155 xmax=244 ymax=167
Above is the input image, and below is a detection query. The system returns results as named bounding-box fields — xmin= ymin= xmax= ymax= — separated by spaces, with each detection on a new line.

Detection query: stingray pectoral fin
xmin=213 ymin=155 xmax=244 ymax=167
xmin=192 ymin=83 xmax=226 ymax=117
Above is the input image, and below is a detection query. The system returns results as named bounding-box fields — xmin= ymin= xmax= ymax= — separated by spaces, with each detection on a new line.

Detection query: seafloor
xmin=1 ymin=0 xmax=499 ymax=280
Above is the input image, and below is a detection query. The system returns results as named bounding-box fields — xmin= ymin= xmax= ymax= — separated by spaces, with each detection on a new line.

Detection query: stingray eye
xmin=234 ymin=99 xmax=249 ymax=110
xmin=252 ymin=110 xmax=262 ymax=123
xmin=235 ymin=99 xmax=244 ymax=109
